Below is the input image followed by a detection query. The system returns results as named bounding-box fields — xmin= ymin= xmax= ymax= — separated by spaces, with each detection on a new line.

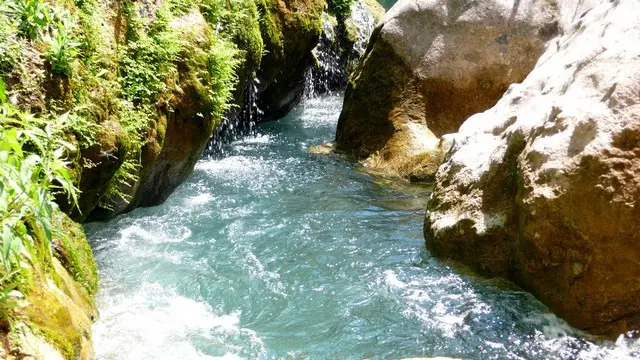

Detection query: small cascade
xmin=305 ymin=13 xmax=346 ymax=97
xmin=205 ymin=77 xmax=263 ymax=157
xmin=350 ymin=0 xmax=377 ymax=56
xmin=306 ymin=0 xmax=378 ymax=98
xmin=207 ymin=0 xmax=379 ymax=154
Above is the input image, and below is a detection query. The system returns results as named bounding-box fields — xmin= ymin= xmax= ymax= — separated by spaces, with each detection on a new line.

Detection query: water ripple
xmin=86 ymin=93 xmax=640 ymax=360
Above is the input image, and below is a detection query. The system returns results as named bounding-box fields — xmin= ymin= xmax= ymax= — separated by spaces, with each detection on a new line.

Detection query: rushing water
xmin=86 ymin=93 xmax=640 ymax=360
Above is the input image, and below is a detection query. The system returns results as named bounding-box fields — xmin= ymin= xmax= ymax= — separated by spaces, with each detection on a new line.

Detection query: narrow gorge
xmin=0 ymin=0 xmax=639 ymax=359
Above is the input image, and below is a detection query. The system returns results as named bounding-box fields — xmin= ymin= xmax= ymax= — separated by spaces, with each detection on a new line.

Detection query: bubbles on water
xmin=88 ymin=91 xmax=640 ymax=360
xmin=188 ymin=193 xmax=214 ymax=206
xmin=93 ymin=283 xmax=265 ymax=360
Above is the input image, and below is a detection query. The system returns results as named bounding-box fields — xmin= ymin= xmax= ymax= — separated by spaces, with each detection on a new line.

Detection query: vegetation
xmin=0 ymin=0 xmax=327 ymax=356
xmin=329 ymin=0 xmax=355 ymax=21
xmin=0 ymin=79 xmax=79 ymax=312
xmin=0 ymin=0 xmax=250 ymax=215
xmin=0 ymin=0 xmax=332 ymax=353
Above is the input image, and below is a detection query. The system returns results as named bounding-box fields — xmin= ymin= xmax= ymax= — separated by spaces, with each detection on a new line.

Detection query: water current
xmin=86 ymin=93 xmax=640 ymax=359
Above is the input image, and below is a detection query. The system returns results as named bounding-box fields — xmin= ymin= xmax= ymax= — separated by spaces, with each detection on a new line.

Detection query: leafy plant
xmin=0 ymin=12 xmax=22 ymax=74
xmin=46 ymin=23 xmax=80 ymax=76
xmin=329 ymin=0 xmax=355 ymax=21
xmin=118 ymin=1 xmax=180 ymax=104
xmin=206 ymin=39 xmax=240 ymax=119
xmin=0 ymin=79 xmax=80 ymax=311
xmin=5 ymin=0 xmax=51 ymax=40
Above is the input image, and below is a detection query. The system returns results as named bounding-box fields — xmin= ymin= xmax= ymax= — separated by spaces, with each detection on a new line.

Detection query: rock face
xmin=335 ymin=0 xmax=560 ymax=180
xmin=309 ymin=0 xmax=384 ymax=95
xmin=85 ymin=0 xmax=328 ymax=219
xmin=425 ymin=0 xmax=640 ymax=336
xmin=255 ymin=0 xmax=326 ymax=121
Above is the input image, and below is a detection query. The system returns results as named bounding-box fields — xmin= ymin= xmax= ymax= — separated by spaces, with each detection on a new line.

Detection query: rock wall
xmin=335 ymin=0 xmax=560 ymax=181
xmin=254 ymin=0 xmax=326 ymax=121
xmin=5 ymin=0 xmax=329 ymax=221
xmin=425 ymin=0 xmax=640 ymax=337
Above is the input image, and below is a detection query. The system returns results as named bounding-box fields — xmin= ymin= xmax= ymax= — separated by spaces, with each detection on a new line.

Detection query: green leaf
xmin=0 ymin=79 xmax=6 ymax=104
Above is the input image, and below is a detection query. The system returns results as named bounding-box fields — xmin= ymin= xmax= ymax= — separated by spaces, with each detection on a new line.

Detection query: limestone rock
xmin=336 ymin=0 xmax=560 ymax=180
xmin=425 ymin=0 xmax=640 ymax=337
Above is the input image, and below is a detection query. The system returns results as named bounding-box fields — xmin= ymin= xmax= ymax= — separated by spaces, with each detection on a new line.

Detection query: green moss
xmin=329 ymin=0 xmax=356 ymax=21
xmin=54 ymin=214 xmax=98 ymax=295
xmin=363 ymin=0 xmax=385 ymax=23
xmin=345 ymin=18 xmax=358 ymax=44
xmin=224 ymin=0 xmax=263 ymax=77
xmin=36 ymin=326 xmax=75 ymax=359
xmin=256 ymin=0 xmax=324 ymax=83
xmin=24 ymin=287 xmax=80 ymax=360
xmin=256 ymin=0 xmax=285 ymax=81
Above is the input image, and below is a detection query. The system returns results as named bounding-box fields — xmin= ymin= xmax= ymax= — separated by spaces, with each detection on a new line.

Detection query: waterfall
xmin=206 ymin=77 xmax=262 ymax=157
xmin=306 ymin=0 xmax=378 ymax=98
xmin=206 ymin=0 xmax=378 ymax=155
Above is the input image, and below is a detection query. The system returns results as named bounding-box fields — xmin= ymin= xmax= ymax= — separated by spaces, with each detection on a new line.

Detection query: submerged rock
xmin=335 ymin=0 xmax=559 ymax=180
xmin=425 ymin=0 xmax=640 ymax=337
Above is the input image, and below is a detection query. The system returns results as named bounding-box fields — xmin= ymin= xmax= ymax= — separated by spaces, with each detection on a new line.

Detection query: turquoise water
xmin=377 ymin=0 xmax=397 ymax=10
xmin=86 ymin=93 xmax=639 ymax=359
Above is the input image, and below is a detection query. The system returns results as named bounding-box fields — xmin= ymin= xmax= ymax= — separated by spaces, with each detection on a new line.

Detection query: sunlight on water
xmin=86 ymin=93 xmax=640 ymax=359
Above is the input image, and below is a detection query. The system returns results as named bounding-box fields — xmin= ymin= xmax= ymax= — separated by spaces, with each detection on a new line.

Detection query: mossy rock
xmin=52 ymin=214 xmax=98 ymax=297
xmin=256 ymin=0 xmax=325 ymax=120
xmin=7 ymin=212 xmax=98 ymax=359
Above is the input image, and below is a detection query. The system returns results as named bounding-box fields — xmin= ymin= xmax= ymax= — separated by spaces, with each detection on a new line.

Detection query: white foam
xmin=93 ymin=283 xmax=265 ymax=360
xmin=383 ymin=270 xmax=406 ymax=289
xmin=237 ymin=134 xmax=273 ymax=145
xmin=188 ymin=193 xmax=214 ymax=206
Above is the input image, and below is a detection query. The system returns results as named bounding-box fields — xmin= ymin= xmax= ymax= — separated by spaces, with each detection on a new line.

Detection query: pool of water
xmin=86 ymin=93 xmax=639 ymax=359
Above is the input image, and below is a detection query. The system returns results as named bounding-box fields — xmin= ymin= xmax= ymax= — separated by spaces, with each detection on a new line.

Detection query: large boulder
xmin=425 ymin=0 xmax=640 ymax=337
xmin=335 ymin=0 xmax=560 ymax=181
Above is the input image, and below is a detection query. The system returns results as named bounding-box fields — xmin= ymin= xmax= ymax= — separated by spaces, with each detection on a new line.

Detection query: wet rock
xmin=425 ymin=0 xmax=640 ymax=337
xmin=255 ymin=0 xmax=326 ymax=121
xmin=308 ymin=0 xmax=384 ymax=95
xmin=309 ymin=142 xmax=337 ymax=154
xmin=335 ymin=0 xmax=559 ymax=181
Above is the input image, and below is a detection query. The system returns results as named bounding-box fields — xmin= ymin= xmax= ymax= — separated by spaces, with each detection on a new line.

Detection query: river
xmin=85 ymin=93 xmax=639 ymax=359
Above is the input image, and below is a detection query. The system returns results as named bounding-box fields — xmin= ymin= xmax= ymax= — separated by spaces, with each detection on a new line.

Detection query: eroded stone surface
xmin=425 ymin=0 xmax=640 ymax=337
xmin=336 ymin=0 xmax=559 ymax=180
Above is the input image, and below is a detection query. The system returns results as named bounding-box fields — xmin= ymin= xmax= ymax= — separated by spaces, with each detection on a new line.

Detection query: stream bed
xmin=85 ymin=93 xmax=639 ymax=359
